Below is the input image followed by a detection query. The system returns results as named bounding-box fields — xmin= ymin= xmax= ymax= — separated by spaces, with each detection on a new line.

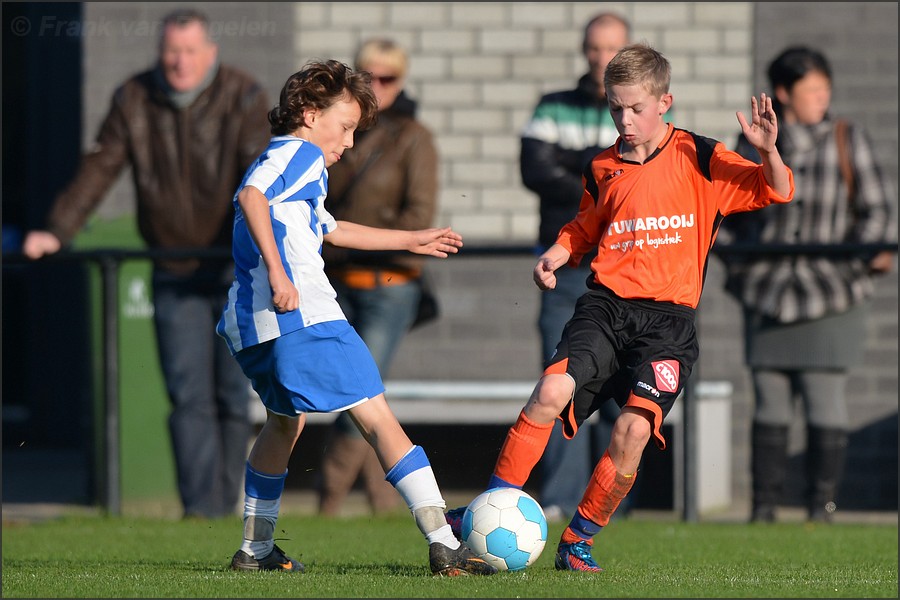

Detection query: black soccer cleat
xmin=429 ymin=542 xmax=498 ymax=577
xmin=230 ymin=544 xmax=304 ymax=572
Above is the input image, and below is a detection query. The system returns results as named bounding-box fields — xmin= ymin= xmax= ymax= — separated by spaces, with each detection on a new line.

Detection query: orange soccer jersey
xmin=555 ymin=123 xmax=794 ymax=309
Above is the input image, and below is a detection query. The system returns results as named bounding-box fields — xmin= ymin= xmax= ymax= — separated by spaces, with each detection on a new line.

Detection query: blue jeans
xmin=329 ymin=278 xmax=421 ymax=436
xmin=536 ymin=265 xmax=627 ymax=517
xmin=153 ymin=265 xmax=252 ymax=518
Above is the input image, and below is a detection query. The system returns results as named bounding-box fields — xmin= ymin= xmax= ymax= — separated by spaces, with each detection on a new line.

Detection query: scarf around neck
xmin=153 ymin=60 xmax=219 ymax=109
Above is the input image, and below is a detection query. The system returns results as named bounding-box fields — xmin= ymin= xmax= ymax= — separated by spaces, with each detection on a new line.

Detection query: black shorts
xmin=545 ymin=285 xmax=699 ymax=449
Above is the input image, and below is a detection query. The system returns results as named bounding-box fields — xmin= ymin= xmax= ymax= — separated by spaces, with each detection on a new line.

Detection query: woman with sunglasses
xmin=317 ymin=38 xmax=441 ymax=517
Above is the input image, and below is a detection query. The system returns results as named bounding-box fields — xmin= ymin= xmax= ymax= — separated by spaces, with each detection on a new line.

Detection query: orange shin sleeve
xmin=577 ymin=450 xmax=636 ymax=527
xmin=493 ymin=411 xmax=555 ymax=487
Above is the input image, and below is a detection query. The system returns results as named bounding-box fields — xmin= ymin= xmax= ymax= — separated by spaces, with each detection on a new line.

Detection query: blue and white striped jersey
xmin=217 ymin=136 xmax=346 ymax=354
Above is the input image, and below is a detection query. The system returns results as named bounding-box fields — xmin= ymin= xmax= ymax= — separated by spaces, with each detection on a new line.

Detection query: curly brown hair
xmin=268 ymin=60 xmax=378 ymax=136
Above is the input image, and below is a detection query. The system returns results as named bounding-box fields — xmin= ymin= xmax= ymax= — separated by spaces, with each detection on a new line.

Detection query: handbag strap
xmin=834 ymin=118 xmax=855 ymax=204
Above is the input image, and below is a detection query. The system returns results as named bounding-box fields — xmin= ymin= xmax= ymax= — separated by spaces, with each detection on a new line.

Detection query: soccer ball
xmin=460 ymin=487 xmax=548 ymax=572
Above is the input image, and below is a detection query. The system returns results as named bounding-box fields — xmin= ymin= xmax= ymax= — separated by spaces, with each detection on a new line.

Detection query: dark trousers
xmin=153 ymin=265 xmax=252 ymax=518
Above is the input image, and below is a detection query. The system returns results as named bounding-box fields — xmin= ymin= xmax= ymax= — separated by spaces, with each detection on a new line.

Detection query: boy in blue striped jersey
xmin=217 ymin=60 xmax=495 ymax=577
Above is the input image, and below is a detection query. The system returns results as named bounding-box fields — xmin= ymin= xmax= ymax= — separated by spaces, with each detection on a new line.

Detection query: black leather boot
xmin=806 ymin=427 xmax=848 ymax=523
xmin=750 ymin=422 xmax=790 ymax=523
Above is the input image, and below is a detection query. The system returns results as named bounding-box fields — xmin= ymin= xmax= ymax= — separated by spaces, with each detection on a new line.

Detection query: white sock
xmin=386 ymin=446 xmax=445 ymax=510
xmin=386 ymin=445 xmax=457 ymax=545
xmin=424 ymin=523 xmax=460 ymax=549
xmin=240 ymin=495 xmax=281 ymax=558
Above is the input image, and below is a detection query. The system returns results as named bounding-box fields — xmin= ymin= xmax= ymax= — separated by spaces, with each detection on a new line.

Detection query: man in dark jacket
xmin=518 ymin=12 xmax=631 ymax=522
xmin=22 ymin=8 xmax=271 ymax=519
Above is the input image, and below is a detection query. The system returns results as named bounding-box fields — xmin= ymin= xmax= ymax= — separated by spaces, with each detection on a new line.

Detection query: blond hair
xmin=354 ymin=38 xmax=408 ymax=78
xmin=604 ymin=43 xmax=671 ymax=98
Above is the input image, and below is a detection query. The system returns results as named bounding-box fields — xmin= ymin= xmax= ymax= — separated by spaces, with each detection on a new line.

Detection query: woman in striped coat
xmin=721 ymin=46 xmax=895 ymax=524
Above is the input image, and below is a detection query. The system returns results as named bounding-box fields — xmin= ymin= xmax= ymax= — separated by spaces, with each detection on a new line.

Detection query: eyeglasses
xmin=371 ymin=74 xmax=400 ymax=85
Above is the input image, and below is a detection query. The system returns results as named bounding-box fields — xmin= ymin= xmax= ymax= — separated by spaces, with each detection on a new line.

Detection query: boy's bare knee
xmin=528 ymin=374 xmax=574 ymax=417
xmin=267 ymin=412 xmax=303 ymax=438
xmin=615 ymin=410 xmax=652 ymax=443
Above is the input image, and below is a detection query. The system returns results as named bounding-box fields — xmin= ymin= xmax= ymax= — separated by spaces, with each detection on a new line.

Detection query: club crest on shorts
xmin=652 ymin=360 xmax=679 ymax=393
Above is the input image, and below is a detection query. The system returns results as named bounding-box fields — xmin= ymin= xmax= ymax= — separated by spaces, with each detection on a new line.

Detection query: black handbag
xmin=411 ymin=271 xmax=440 ymax=329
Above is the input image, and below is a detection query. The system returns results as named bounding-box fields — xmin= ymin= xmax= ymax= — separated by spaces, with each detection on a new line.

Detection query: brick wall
xmin=290 ymin=2 xmax=759 ymax=241
xmin=78 ymin=2 xmax=897 ymax=511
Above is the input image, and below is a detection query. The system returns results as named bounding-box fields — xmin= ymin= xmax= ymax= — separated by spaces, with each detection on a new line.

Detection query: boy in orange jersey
xmin=446 ymin=43 xmax=794 ymax=572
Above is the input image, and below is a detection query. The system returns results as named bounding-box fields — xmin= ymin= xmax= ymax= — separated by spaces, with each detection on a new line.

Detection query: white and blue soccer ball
xmin=461 ymin=487 xmax=548 ymax=572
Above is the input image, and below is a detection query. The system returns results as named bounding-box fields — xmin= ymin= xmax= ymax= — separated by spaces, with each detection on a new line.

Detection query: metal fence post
xmin=98 ymin=253 xmax=121 ymax=516
xmin=682 ymin=381 xmax=698 ymax=522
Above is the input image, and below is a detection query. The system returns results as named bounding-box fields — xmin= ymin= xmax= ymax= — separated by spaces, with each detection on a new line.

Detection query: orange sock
xmin=492 ymin=411 xmax=555 ymax=487
xmin=560 ymin=526 xmax=592 ymax=545
xmin=576 ymin=450 xmax=636 ymax=527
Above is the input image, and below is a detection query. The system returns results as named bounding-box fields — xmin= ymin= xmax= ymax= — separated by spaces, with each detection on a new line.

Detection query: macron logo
xmin=653 ymin=360 xmax=679 ymax=393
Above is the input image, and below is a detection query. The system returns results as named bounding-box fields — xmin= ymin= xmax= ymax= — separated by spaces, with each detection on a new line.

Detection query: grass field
xmin=2 ymin=512 xmax=896 ymax=598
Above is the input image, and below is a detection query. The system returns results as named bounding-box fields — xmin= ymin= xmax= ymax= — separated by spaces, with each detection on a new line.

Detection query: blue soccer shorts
xmin=234 ymin=319 xmax=385 ymax=416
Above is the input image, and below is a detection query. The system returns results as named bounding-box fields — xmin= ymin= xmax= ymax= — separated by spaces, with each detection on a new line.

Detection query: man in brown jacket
xmin=22 ymin=8 xmax=271 ymax=519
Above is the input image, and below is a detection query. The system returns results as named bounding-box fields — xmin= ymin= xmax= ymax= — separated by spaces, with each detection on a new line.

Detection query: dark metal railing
xmin=3 ymin=241 xmax=896 ymax=519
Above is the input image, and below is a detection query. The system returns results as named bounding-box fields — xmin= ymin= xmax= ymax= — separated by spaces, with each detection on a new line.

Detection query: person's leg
xmin=153 ymin=274 xmax=225 ymax=519
xmin=536 ymin=266 xmax=591 ymax=519
xmin=443 ymin=377 xmax=563 ymax=538
xmin=449 ymin=296 xmax=608 ymax=531
xmin=555 ymin=405 xmax=647 ymax=572
xmin=797 ymin=369 xmax=850 ymax=523
xmin=351 ymin=283 xmax=418 ymax=512
xmin=348 ymin=396 xmax=496 ymax=576
xmin=491 ymin=374 xmax=575 ymax=490
xmin=318 ymin=282 xmax=417 ymax=514
xmin=232 ymin=411 xmax=305 ymax=572
xmin=590 ymin=400 xmax=636 ymax=518
xmin=749 ymin=368 xmax=795 ymax=523
xmin=361 ymin=440 xmax=402 ymax=514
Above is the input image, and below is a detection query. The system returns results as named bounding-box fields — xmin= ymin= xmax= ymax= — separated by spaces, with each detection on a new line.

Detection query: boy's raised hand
xmin=409 ymin=226 xmax=464 ymax=258
xmin=737 ymin=93 xmax=779 ymax=153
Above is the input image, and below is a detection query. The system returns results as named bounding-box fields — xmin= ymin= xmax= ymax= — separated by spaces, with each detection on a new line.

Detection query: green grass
xmin=2 ymin=514 xmax=896 ymax=598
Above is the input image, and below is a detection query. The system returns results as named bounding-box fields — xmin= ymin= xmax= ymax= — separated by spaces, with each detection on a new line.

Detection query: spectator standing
xmin=22 ymin=9 xmax=271 ymax=519
xmin=317 ymin=38 xmax=439 ymax=517
xmin=720 ymin=46 xmax=895 ymax=523
xmin=519 ymin=12 xmax=633 ymax=521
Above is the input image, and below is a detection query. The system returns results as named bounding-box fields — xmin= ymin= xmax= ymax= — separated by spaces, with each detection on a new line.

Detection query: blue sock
xmin=487 ymin=474 xmax=520 ymax=490
xmin=567 ymin=511 xmax=602 ymax=541
xmin=241 ymin=463 xmax=287 ymax=558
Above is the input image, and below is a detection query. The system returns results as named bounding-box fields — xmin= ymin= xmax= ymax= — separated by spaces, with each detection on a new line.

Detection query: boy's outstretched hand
xmin=737 ymin=93 xmax=778 ymax=153
xmin=409 ymin=227 xmax=464 ymax=257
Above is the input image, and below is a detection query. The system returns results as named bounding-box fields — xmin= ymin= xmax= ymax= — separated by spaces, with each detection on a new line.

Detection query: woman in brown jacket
xmin=317 ymin=38 xmax=440 ymax=516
